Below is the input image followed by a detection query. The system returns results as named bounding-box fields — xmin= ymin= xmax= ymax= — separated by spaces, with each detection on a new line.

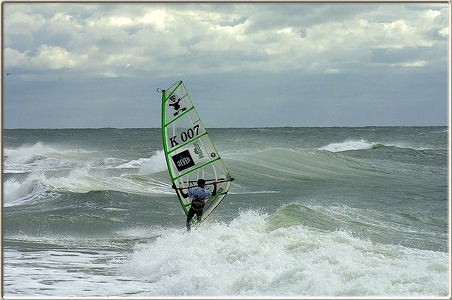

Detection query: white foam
xmin=3 ymin=246 xmax=138 ymax=297
xmin=319 ymin=139 xmax=374 ymax=152
xmin=121 ymin=211 xmax=448 ymax=297
xmin=3 ymin=175 xmax=54 ymax=207
xmin=318 ymin=139 xmax=435 ymax=153
xmin=4 ymin=142 xmax=94 ymax=174
xmin=3 ymin=178 xmax=34 ymax=207
xmin=4 ymin=142 xmax=53 ymax=164
xmin=3 ymin=211 xmax=448 ymax=297
xmin=4 ymin=147 xmax=171 ymax=199
xmin=47 ymin=166 xmax=102 ymax=193
xmin=115 ymin=150 xmax=167 ymax=175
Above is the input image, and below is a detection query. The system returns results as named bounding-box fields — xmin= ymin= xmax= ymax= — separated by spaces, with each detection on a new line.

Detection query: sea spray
xmin=121 ymin=210 xmax=448 ymax=297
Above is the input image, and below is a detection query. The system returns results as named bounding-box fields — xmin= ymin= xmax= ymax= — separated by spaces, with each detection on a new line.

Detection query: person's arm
xmin=178 ymin=187 xmax=189 ymax=198
xmin=172 ymin=184 xmax=189 ymax=198
xmin=211 ymin=182 xmax=217 ymax=196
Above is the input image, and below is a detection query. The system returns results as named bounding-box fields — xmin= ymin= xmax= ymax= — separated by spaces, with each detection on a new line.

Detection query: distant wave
xmin=4 ymin=142 xmax=96 ymax=165
xmin=432 ymin=128 xmax=448 ymax=134
xmin=4 ymin=142 xmax=95 ymax=174
xmin=318 ymin=139 xmax=431 ymax=153
xmin=319 ymin=139 xmax=374 ymax=152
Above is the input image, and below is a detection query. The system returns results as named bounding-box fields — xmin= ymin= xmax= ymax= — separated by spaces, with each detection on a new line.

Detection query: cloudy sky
xmin=2 ymin=2 xmax=449 ymax=128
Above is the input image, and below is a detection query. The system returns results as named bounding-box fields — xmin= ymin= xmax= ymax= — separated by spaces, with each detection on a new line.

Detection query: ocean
xmin=2 ymin=127 xmax=449 ymax=297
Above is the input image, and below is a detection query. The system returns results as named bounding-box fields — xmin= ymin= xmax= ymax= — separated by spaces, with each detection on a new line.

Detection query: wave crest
xmin=319 ymin=139 xmax=430 ymax=153
xmin=319 ymin=139 xmax=374 ymax=152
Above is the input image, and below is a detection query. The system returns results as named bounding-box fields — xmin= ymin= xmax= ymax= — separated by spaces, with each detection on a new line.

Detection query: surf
xmin=3 ymin=147 xmax=172 ymax=206
xmin=121 ymin=209 xmax=448 ymax=297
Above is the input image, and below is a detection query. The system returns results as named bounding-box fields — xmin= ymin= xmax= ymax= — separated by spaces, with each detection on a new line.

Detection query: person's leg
xmin=186 ymin=208 xmax=195 ymax=231
xmin=195 ymin=210 xmax=203 ymax=224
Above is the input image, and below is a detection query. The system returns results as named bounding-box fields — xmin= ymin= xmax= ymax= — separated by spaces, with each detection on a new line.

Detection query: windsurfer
xmin=178 ymin=179 xmax=217 ymax=231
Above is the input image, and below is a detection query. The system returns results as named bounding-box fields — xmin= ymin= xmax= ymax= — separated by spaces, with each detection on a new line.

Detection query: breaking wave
xmin=318 ymin=139 xmax=435 ymax=153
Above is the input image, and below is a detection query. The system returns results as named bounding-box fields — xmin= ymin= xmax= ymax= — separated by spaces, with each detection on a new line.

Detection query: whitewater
xmin=2 ymin=127 xmax=449 ymax=297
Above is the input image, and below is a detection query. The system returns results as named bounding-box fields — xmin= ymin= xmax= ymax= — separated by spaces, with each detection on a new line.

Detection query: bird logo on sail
xmin=168 ymin=94 xmax=186 ymax=116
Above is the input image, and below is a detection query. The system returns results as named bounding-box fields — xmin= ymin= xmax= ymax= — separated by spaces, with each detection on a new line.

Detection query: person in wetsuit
xmin=178 ymin=179 xmax=217 ymax=231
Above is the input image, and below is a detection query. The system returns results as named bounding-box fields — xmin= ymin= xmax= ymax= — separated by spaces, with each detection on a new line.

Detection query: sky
xmin=1 ymin=2 xmax=450 ymax=128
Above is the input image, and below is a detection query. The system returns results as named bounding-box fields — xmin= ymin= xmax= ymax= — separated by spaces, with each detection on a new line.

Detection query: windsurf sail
xmin=161 ymin=80 xmax=234 ymax=221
